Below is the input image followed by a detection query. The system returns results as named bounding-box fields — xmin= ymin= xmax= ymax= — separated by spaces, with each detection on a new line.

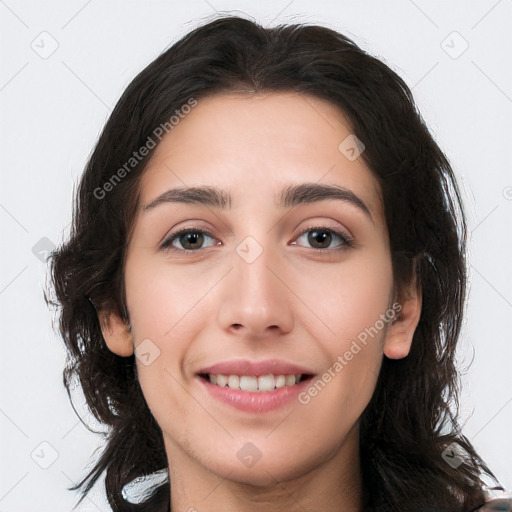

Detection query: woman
xmin=48 ymin=15 xmax=510 ymax=512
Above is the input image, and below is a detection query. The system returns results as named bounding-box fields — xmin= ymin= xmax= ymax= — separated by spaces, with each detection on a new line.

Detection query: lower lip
xmin=198 ymin=376 xmax=313 ymax=413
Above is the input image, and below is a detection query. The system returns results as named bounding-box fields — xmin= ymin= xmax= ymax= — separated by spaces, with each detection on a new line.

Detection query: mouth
xmin=197 ymin=372 xmax=314 ymax=392
xmin=195 ymin=359 xmax=316 ymax=413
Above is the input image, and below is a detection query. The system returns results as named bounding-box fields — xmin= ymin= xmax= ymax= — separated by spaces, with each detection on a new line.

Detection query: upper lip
xmin=197 ymin=359 xmax=315 ymax=377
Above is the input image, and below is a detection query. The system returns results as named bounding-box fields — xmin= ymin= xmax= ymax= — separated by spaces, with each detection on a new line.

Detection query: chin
xmin=204 ymin=446 xmax=323 ymax=488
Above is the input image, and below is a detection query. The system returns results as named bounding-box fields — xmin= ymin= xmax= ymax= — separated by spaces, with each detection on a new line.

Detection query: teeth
xmin=275 ymin=375 xmax=286 ymax=388
xmin=258 ymin=375 xmax=275 ymax=391
xmin=228 ymin=375 xmax=239 ymax=389
xmin=215 ymin=374 xmax=227 ymax=387
xmin=207 ymin=373 xmax=302 ymax=391
xmin=240 ymin=375 xmax=258 ymax=391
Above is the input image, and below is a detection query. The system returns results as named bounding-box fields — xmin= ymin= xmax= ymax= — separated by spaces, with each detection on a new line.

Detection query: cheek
xmin=123 ymin=253 xmax=213 ymax=411
xmin=124 ymin=251 xmax=214 ymax=342
xmin=292 ymin=249 xmax=393 ymax=412
xmin=293 ymin=250 xmax=394 ymax=344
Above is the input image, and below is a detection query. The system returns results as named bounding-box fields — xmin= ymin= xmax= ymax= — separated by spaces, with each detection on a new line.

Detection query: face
xmin=110 ymin=92 xmax=410 ymax=488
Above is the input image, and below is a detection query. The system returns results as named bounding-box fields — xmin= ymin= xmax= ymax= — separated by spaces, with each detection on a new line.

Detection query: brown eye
xmin=179 ymin=231 xmax=205 ymax=250
xmin=161 ymin=229 xmax=218 ymax=252
xmin=292 ymin=227 xmax=353 ymax=250
xmin=307 ymin=229 xmax=332 ymax=249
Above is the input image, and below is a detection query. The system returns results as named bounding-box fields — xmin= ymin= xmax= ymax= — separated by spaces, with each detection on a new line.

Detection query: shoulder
xmin=474 ymin=497 xmax=512 ymax=511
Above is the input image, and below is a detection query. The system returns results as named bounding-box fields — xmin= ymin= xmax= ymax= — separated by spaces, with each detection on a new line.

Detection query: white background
xmin=1 ymin=1 xmax=511 ymax=510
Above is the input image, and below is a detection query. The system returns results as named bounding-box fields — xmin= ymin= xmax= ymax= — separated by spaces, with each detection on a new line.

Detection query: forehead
xmin=138 ymin=92 xmax=383 ymax=217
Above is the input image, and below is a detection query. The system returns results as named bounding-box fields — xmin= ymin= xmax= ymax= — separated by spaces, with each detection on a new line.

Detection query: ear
xmin=97 ymin=309 xmax=134 ymax=357
xmin=383 ymin=275 xmax=422 ymax=360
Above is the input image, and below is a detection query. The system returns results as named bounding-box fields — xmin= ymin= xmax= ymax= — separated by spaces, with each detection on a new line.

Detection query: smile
xmin=201 ymin=373 xmax=307 ymax=392
xmin=195 ymin=359 xmax=315 ymax=413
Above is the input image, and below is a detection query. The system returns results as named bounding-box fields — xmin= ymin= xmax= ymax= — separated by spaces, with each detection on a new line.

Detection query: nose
xmin=217 ymin=239 xmax=295 ymax=340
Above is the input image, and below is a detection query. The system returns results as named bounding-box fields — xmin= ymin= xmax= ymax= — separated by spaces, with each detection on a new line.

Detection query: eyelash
xmin=160 ymin=225 xmax=354 ymax=254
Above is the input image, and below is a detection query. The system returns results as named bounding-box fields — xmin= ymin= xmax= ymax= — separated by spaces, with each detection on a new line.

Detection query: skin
xmin=99 ymin=92 xmax=422 ymax=512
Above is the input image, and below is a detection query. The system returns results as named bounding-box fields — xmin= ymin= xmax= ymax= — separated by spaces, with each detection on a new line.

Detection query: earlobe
xmin=383 ymin=281 xmax=422 ymax=360
xmin=97 ymin=309 xmax=134 ymax=357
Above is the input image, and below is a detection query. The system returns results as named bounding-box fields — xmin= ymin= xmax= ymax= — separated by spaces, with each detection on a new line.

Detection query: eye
xmin=160 ymin=226 xmax=352 ymax=253
xmin=161 ymin=228 xmax=219 ymax=252
xmin=291 ymin=226 xmax=353 ymax=250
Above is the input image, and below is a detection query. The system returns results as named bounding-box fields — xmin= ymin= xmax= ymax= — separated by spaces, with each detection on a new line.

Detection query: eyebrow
xmin=143 ymin=183 xmax=372 ymax=220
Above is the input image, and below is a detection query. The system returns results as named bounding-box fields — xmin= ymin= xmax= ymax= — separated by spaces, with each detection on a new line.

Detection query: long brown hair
xmin=48 ymin=15 xmax=499 ymax=512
